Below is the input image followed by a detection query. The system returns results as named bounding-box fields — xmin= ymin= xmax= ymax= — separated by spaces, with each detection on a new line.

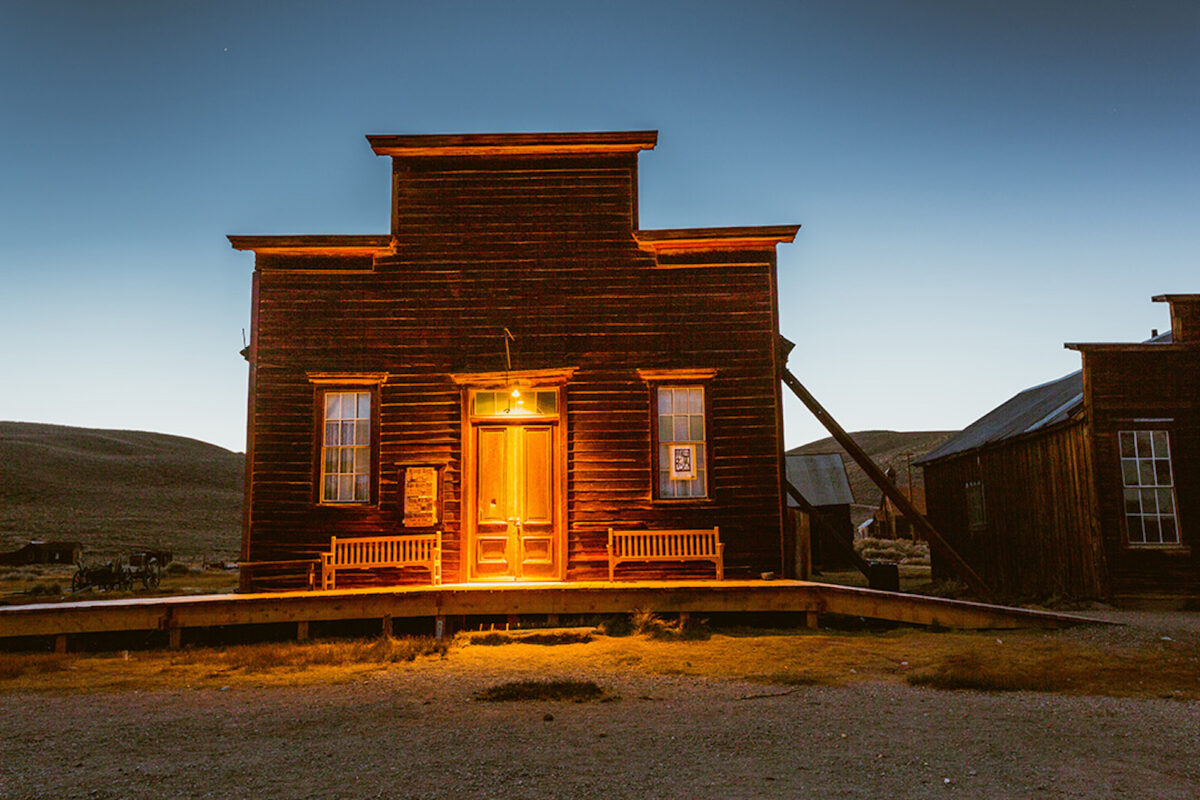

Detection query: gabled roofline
xmin=635 ymin=225 xmax=800 ymax=254
xmin=367 ymin=131 xmax=658 ymax=157
xmin=227 ymin=235 xmax=391 ymax=254
xmin=1065 ymin=342 xmax=1194 ymax=352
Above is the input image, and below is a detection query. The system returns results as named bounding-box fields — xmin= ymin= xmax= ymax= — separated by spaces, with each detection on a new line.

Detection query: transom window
xmin=1119 ymin=430 xmax=1180 ymax=546
xmin=656 ymin=386 xmax=707 ymax=499
xmin=321 ymin=391 xmax=371 ymax=503
xmin=472 ymin=388 xmax=558 ymax=417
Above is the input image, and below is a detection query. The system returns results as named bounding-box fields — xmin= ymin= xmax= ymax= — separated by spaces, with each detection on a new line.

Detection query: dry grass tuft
xmin=475 ymin=679 xmax=610 ymax=702
xmin=906 ymin=648 xmax=1067 ymax=693
xmin=173 ymin=636 xmax=449 ymax=673
xmin=623 ymin=609 xmax=710 ymax=641
xmin=468 ymin=631 xmax=592 ymax=647
xmin=0 ymin=652 xmax=67 ymax=681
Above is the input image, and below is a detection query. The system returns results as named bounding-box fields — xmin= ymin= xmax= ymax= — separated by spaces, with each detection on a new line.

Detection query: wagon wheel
xmin=71 ymin=570 xmax=87 ymax=593
xmin=143 ymin=569 xmax=161 ymax=590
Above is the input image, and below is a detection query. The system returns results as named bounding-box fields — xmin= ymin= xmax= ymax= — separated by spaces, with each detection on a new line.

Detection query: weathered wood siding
xmin=924 ymin=420 xmax=1104 ymax=599
xmin=242 ymin=151 xmax=786 ymax=587
xmin=1083 ymin=348 xmax=1200 ymax=602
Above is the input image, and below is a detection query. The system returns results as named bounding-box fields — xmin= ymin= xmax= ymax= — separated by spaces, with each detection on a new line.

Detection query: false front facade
xmin=231 ymin=131 xmax=797 ymax=590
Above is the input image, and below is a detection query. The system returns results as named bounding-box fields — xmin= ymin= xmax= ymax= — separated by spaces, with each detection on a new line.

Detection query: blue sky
xmin=1 ymin=1 xmax=1196 ymax=452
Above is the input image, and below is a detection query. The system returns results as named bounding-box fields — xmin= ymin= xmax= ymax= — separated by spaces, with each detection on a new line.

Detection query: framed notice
xmin=401 ymin=465 xmax=441 ymax=527
xmin=669 ymin=444 xmax=696 ymax=481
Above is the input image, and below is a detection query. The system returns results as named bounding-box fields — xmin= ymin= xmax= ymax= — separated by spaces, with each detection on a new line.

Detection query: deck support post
xmin=168 ymin=627 xmax=182 ymax=649
xmin=679 ymin=611 xmax=690 ymax=626
xmin=297 ymin=621 xmax=309 ymax=642
xmin=805 ymin=611 xmax=819 ymax=629
xmin=434 ymin=614 xmax=446 ymax=640
xmin=381 ymin=615 xmax=393 ymax=638
xmin=54 ymin=634 xmax=68 ymax=654
xmin=546 ymin=613 xmax=559 ymax=627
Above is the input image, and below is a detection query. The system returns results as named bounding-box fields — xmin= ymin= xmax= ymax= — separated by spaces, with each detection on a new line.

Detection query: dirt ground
xmin=2 ymin=612 xmax=1199 ymax=799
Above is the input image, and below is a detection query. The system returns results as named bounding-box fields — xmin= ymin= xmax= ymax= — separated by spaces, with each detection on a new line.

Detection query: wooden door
xmin=472 ymin=424 xmax=557 ymax=580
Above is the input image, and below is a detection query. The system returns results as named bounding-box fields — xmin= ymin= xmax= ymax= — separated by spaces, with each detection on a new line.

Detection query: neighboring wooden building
xmin=0 ymin=541 xmax=82 ymax=566
xmin=230 ymin=131 xmax=798 ymax=590
xmin=784 ymin=452 xmax=855 ymax=570
xmin=917 ymin=295 xmax=1199 ymax=603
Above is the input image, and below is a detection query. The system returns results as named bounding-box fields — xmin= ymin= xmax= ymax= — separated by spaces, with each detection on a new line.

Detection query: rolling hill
xmin=788 ymin=430 xmax=958 ymax=524
xmin=0 ymin=422 xmax=243 ymax=560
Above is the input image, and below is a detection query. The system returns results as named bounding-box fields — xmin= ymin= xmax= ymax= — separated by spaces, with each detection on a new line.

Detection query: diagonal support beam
xmin=784 ymin=479 xmax=871 ymax=577
xmin=781 ymin=366 xmax=996 ymax=602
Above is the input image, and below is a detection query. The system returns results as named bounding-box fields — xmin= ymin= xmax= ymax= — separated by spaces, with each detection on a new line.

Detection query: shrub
xmin=474 ymin=679 xmax=609 ymax=702
xmin=164 ymin=562 xmax=191 ymax=576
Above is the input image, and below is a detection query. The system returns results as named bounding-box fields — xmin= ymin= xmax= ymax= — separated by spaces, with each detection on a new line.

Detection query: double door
xmin=471 ymin=423 xmax=558 ymax=580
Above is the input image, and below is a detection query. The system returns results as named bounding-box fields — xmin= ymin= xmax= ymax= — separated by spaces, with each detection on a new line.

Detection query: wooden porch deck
xmin=0 ymin=580 xmax=1098 ymax=651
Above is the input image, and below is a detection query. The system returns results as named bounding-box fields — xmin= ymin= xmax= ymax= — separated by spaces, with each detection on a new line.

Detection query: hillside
xmin=788 ymin=430 xmax=957 ymax=524
xmin=0 ymin=422 xmax=242 ymax=560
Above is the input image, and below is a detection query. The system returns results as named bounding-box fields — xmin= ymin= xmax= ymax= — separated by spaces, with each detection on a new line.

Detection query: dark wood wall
xmin=923 ymin=420 xmax=1105 ymax=599
xmin=244 ymin=151 xmax=785 ymax=586
xmin=1083 ymin=347 xmax=1200 ymax=602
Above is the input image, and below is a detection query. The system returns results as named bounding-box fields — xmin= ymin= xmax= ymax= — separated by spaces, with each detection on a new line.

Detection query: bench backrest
xmin=330 ymin=534 xmax=439 ymax=567
xmin=608 ymin=528 xmax=720 ymax=559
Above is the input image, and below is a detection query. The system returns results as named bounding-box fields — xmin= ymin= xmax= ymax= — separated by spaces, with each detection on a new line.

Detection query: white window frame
xmin=654 ymin=385 xmax=708 ymax=500
xmin=1118 ymin=429 xmax=1180 ymax=547
xmin=319 ymin=389 xmax=373 ymax=504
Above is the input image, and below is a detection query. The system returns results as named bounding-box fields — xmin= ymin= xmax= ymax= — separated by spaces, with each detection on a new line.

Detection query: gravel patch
xmin=2 ymin=657 xmax=1198 ymax=799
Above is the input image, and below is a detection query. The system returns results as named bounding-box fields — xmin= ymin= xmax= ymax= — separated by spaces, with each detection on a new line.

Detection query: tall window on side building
xmin=965 ymin=480 xmax=986 ymax=531
xmin=321 ymin=390 xmax=372 ymax=503
xmin=656 ymin=385 xmax=708 ymax=499
xmin=1119 ymin=430 xmax=1180 ymax=546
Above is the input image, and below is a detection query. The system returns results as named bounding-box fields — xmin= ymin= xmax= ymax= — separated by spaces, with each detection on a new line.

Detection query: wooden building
xmin=784 ymin=452 xmax=855 ymax=570
xmin=230 ymin=131 xmax=798 ymax=590
xmin=917 ymin=295 xmax=1199 ymax=604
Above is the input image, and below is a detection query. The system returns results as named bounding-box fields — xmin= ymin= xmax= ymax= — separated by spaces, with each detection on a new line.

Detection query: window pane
xmin=325 ymin=422 xmax=339 ymax=446
xmin=354 ymin=448 xmax=369 ymax=475
xmin=1144 ymin=517 xmax=1162 ymax=544
xmin=1121 ymin=460 xmax=1138 ymax=486
xmin=341 ymin=421 xmax=355 ymax=446
xmin=1161 ymin=516 xmax=1179 ymax=544
xmin=326 ymin=393 xmax=341 ymax=420
xmin=659 ymin=417 xmax=673 ymax=443
xmin=1119 ymin=431 xmax=1135 ymax=457
xmin=689 ymin=415 xmax=705 ymax=441
xmin=475 ymin=392 xmax=494 ymax=415
xmin=1151 ymin=431 xmax=1168 ymax=457
xmin=338 ymin=475 xmax=352 ymax=500
xmin=695 ymin=444 xmax=705 ymax=469
xmin=1123 ymin=488 xmax=1141 ymax=515
xmin=1156 ymin=488 xmax=1175 ymax=515
xmin=659 ymin=472 xmax=674 ymax=497
xmin=1139 ymin=461 xmax=1155 ymax=487
xmin=657 ymin=388 xmax=672 ymax=415
xmin=339 ymin=447 xmax=354 ymax=474
xmin=323 ymin=475 xmax=337 ymax=502
xmin=1141 ymin=489 xmax=1158 ymax=516
xmin=674 ymin=416 xmax=689 ymax=442
xmin=356 ymin=393 xmax=371 ymax=420
xmin=355 ymin=421 xmax=370 ymax=445
xmin=354 ymin=475 xmax=369 ymax=502
xmin=1135 ymin=431 xmax=1152 ymax=457
xmin=689 ymin=388 xmax=704 ymax=414
xmin=674 ymin=388 xmax=691 ymax=413
xmin=323 ymin=449 xmax=338 ymax=475
xmin=1155 ymin=459 xmax=1172 ymax=486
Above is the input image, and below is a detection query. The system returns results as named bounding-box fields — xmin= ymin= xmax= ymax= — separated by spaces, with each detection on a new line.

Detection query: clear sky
xmin=1 ymin=1 xmax=1196 ymax=453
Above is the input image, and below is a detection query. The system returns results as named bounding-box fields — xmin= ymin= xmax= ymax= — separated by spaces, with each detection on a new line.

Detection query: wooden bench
xmin=607 ymin=527 xmax=723 ymax=581
xmin=320 ymin=533 xmax=442 ymax=590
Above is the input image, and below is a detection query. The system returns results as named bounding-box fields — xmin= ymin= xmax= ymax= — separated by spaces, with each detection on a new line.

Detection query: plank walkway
xmin=0 ymin=580 xmax=1099 ymax=651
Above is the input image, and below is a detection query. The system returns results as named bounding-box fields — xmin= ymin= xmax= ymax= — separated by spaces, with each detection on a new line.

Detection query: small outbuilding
xmin=784 ymin=452 xmax=855 ymax=569
xmin=0 ymin=541 xmax=82 ymax=566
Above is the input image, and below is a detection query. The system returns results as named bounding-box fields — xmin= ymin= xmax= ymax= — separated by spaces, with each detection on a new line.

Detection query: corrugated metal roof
xmin=785 ymin=453 xmax=854 ymax=507
xmin=915 ymin=370 xmax=1083 ymax=465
